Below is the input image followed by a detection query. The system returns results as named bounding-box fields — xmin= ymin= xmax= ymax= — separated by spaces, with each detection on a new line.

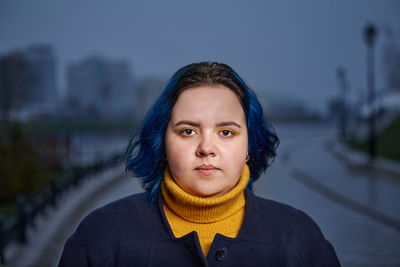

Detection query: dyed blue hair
xmin=124 ymin=62 xmax=279 ymax=201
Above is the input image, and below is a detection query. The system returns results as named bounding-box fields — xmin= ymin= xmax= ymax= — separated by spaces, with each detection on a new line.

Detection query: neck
xmin=161 ymin=164 xmax=250 ymax=223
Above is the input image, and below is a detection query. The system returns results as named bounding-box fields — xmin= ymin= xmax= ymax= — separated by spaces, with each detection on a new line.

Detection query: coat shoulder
xmin=77 ymin=192 xmax=164 ymax=238
xmin=242 ymin=191 xmax=340 ymax=265
xmin=244 ymin=190 xmax=329 ymax=246
xmin=59 ymin=193 xmax=168 ymax=266
xmin=84 ymin=192 xmax=155 ymax=223
xmin=252 ymin=193 xmax=316 ymax=226
xmin=66 ymin=192 xmax=167 ymax=248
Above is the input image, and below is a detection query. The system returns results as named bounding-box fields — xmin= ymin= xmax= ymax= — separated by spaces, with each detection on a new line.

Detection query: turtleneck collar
xmin=161 ymin=164 xmax=250 ymax=224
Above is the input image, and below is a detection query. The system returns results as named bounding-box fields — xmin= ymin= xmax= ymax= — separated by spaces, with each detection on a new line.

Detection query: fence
xmin=0 ymin=153 xmax=121 ymax=264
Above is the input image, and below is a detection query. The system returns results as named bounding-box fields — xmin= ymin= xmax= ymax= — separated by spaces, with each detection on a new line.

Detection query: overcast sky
xmin=1 ymin=0 xmax=399 ymax=113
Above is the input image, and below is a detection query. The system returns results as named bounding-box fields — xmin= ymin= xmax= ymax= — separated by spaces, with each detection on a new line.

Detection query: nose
xmin=195 ymin=134 xmax=216 ymax=157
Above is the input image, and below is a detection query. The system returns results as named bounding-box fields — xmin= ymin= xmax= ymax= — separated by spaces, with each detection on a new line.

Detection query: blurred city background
xmin=0 ymin=0 xmax=399 ymax=266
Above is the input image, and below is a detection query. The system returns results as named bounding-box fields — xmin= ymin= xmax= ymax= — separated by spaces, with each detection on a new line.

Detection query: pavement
xmin=328 ymin=138 xmax=400 ymax=178
xmin=1 ymin=122 xmax=399 ymax=267
xmin=254 ymin=123 xmax=400 ymax=266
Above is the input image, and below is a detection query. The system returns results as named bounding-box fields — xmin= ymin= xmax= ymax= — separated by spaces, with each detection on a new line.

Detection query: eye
xmin=219 ymin=129 xmax=234 ymax=137
xmin=180 ymin=128 xmax=197 ymax=136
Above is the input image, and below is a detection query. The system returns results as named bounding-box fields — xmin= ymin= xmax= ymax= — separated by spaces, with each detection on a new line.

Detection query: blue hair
xmin=124 ymin=62 xmax=279 ymax=201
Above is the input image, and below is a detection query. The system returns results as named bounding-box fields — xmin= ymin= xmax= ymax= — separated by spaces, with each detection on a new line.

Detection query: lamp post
xmin=336 ymin=66 xmax=349 ymax=141
xmin=364 ymin=23 xmax=378 ymax=160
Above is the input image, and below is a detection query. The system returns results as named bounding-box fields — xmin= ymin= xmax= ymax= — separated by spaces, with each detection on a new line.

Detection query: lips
xmin=195 ymin=164 xmax=218 ymax=170
xmin=195 ymin=164 xmax=219 ymax=176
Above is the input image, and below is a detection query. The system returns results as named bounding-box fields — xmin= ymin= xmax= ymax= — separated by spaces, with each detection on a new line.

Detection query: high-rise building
xmin=66 ymin=56 xmax=134 ymax=118
xmin=134 ymin=77 xmax=166 ymax=120
xmin=24 ymin=45 xmax=57 ymax=108
xmin=0 ymin=45 xmax=58 ymax=121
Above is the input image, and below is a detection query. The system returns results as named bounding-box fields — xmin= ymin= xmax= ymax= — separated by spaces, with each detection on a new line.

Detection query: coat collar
xmin=157 ymin=188 xmax=279 ymax=244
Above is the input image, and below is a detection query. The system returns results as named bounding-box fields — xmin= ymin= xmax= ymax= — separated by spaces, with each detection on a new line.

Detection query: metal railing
xmin=0 ymin=153 xmax=121 ymax=264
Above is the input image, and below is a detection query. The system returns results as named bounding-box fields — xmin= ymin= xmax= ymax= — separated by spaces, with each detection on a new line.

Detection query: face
xmin=165 ymin=85 xmax=248 ymax=197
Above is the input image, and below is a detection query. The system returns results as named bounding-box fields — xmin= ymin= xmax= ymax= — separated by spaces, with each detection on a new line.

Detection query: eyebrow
xmin=174 ymin=120 xmax=241 ymax=128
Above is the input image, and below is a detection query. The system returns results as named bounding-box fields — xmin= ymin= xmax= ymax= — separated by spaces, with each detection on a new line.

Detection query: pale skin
xmin=165 ymin=85 xmax=248 ymax=197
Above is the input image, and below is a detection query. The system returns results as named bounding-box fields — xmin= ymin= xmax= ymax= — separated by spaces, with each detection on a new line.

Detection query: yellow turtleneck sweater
xmin=161 ymin=164 xmax=250 ymax=257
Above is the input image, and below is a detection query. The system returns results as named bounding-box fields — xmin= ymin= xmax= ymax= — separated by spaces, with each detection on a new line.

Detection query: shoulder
xmin=242 ymin=190 xmax=340 ymax=265
xmin=245 ymin=191 xmax=325 ymax=245
xmin=59 ymin=193 xmax=162 ymax=265
xmin=75 ymin=192 xmax=163 ymax=238
xmin=59 ymin=193 xmax=169 ymax=265
xmin=85 ymin=192 xmax=155 ymax=221
xmin=245 ymin=189 xmax=322 ymax=238
xmin=65 ymin=192 xmax=166 ymax=249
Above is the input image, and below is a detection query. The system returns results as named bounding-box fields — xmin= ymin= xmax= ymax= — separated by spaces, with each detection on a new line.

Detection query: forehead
xmin=170 ymin=86 xmax=246 ymax=123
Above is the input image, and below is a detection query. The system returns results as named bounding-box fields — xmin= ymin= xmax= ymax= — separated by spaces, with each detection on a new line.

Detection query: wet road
xmin=254 ymin=122 xmax=400 ymax=266
xmin=35 ymin=122 xmax=400 ymax=267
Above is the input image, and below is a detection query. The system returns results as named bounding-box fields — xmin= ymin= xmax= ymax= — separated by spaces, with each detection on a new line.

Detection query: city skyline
xmin=1 ymin=0 xmax=399 ymax=114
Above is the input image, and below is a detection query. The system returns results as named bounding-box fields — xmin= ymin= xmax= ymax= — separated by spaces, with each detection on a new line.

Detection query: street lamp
xmin=336 ymin=66 xmax=349 ymax=141
xmin=364 ymin=23 xmax=378 ymax=160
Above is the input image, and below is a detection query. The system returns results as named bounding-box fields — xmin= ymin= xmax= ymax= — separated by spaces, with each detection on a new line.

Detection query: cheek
xmin=224 ymin=138 xmax=248 ymax=177
xmin=166 ymin=138 xmax=192 ymax=171
xmin=222 ymin=138 xmax=248 ymax=162
xmin=170 ymin=150 xmax=187 ymax=168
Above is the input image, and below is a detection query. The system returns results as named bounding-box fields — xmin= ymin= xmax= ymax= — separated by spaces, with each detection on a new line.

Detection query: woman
xmin=59 ymin=62 xmax=340 ymax=266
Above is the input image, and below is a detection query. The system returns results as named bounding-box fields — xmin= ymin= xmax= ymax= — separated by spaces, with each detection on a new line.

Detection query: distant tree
xmin=0 ymin=122 xmax=51 ymax=202
xmin=382 ymin=27 xmax=400 ymax=91
xmin=0 ymin=51 xmax=33 ymax=122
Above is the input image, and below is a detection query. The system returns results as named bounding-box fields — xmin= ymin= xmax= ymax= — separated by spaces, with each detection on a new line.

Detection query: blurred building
xmin=24 ymin=45 xmax=57 ymax=108
xmin=66 ymin=56 xmax=134 ymax=118
xmin=134 ymin=77 xmax=167 ymax=120
xmin=0 ymin=45 xmax=58 ymax=121
xmin=263 ymin=96 xmax=315 ymax=121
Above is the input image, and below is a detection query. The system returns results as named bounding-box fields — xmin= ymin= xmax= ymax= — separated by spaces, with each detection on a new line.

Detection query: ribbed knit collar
xmin=161 ymin=164 xmax=250 ymax=224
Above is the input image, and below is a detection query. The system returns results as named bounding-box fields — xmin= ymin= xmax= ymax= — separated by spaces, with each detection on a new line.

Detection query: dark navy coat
xmin=59 ymin=189 xmax=341 ymax=266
